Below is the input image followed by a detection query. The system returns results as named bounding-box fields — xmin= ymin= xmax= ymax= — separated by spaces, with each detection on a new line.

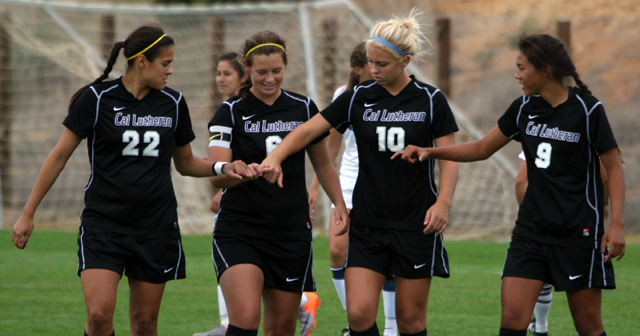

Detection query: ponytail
xmin=67 ymin=41 xmax=124 ymax=111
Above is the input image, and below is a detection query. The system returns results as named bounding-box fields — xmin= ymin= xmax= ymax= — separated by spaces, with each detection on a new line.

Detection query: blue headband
xmin=369 ymin=37 xmax=408 ymax=56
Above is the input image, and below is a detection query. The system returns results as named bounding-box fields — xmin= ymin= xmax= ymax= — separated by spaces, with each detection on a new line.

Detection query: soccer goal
xmin=0 ymin=0 xmax=518 ymax=239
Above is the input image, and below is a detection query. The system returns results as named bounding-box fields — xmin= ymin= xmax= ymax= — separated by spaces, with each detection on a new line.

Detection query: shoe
xmin=341 ymin=327 xmax=350 ymax=336
xmin=527 ymin=318 xmax=549 ymax=336
xmin=193 ymin=325 xmax=227 ymax=336
xmin=299 ymin=292 xmax=321 ymax=336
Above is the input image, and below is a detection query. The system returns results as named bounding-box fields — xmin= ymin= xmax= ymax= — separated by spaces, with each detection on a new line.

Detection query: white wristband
xmin=213 ymin=161 xmax=229 ymax=176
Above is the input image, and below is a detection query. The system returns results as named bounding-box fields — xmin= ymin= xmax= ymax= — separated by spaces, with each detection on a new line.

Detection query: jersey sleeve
xmin=308 ymin=99 xmax=329 ymax=145
xmin=430 ymin=90 xmax=459 ymax=138
xmin=321 ymin=88 xmax=353 ymax=133
xmin=62 ymin=87 xmax=98 ymax=139
xmin=588 ymin=103 xmax=618 ymax=154
xmin=497 ymin=97 xmax=525 ymax=141
xmin=208 ymin=103 xmax=234 ymax=149
xmin=174 ymin=95 xmax=196 ymax=146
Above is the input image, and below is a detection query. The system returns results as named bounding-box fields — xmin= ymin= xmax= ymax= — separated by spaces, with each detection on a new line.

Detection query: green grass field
xmin=1 ymin=230 xmax=638 ymax=335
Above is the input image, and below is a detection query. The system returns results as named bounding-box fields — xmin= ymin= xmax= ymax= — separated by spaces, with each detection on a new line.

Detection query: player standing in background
xmin=197 ymin=51 xmax=322 ymax=336
xmin=261 ymin=9 xmax=459 ymax=336
xmin=10 ymin=25 xmax=242 ymax=336
xmin=207 ymin=30 xmax=348 ymax=336
xmin=392 ymin=33 xmax=625 ymax=336
xmin=308 ymin=41 xmax=398 ymax=336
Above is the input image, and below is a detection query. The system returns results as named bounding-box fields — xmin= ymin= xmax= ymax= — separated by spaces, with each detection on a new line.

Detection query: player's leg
xmin=219 ymin=264 xmax=263 ymax=335
xmin=394 ymin=276 xmax=430 ymax=335
xmin=262 ymin=288 xmax=302 ymax=336
xmin=500 ymin=277 xmax=543 ymax=334
xmin=566 ymin=288 xmax=605 ymax=336
xmin=128 ymin=279 xmax=166 ymax=336
xmin=329 ymin=207 xmax=350 ymax=310
xmin=528 ymin=284 xmax=552 ymax=335
xmin=346 ymin=267 xmax=385 ymax=334
xmin=382 ymin=279 xmax=397 ymax=336
xmin=81 ymin=269 xmax=120 ymax=336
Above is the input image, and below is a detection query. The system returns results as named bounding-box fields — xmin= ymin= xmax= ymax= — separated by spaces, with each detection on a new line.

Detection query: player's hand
xmin=391 ymin=145 xmax=430 ymax=163
xmin=11 ymin=215 xmax=35 ymax=249
xmin=210 ymin=190 xmax=222 ymax=213
xmin=260 ymin=157 xmax=284 ymax=188
xmin=333 ymin=204 xmax=350 ymax=236
xmin=423 ymin=201 xmax=449 ymax=235
xmin=222 ymin=160 xmax=267 ymax=181
xmin=601 ymin=221 xmax=625 ymax=262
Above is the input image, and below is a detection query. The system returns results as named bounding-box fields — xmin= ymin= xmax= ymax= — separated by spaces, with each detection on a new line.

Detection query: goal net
xmin=0 ymin=0 xmax=518 ymax=240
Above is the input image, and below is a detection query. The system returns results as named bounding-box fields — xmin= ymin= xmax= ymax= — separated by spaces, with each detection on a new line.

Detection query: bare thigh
xmin=262 ymin=288 xmax=302 ymax=336
xmin=219 ymin=264 xmax=264 ymax=330
xmin=567 ymin=288 xmax=604 ymax=336
xmin=501 ymin=276 xmax=545 ymax=329
xmin=345 ymin=267 xmax=386 ymax=331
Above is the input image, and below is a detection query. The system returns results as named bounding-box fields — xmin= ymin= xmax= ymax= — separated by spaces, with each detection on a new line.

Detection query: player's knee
xmin=130 ymin=312 xmax=158 ymax=335
xmin=500 ymin=306 xmax=529 ymax=329
xmin=329 ymin=243 xmax=346 ymax=264
xmin=86 ymin=307 xmax=114 ymax=329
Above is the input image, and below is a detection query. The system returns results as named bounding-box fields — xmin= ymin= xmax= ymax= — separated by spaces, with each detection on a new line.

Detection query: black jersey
xmin=63 ymin=77 xmax=195 ymax=239
xmin=321 ymin=77 xmax=458 ymax=231
xmin=209 ymin=90 xmax=323 ymax=241
xmin=498 ymin=87 xmax=617 ymax=248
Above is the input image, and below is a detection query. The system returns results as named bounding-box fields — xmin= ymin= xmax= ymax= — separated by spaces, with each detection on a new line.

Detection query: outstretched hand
xmin=391 ymin=145 xmax=430 ymax=163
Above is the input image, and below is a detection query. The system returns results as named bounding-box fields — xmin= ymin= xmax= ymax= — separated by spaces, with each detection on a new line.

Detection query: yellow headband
xmin=245 ymin=43 xmax=285 ymax=58
xmin=126 ymin=34 xmax=166 ymax=61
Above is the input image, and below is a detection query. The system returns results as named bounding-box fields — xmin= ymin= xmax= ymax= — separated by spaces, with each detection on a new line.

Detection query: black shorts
xmin=212 ymin=231 xmax=315 ymax=292
xmin=346 ymin=224 xmax=450 ymax=279
xmin=502 ymin=234 xmax=616 ymax=291
xmin=77 ymin=226 xmax=186 ymax=284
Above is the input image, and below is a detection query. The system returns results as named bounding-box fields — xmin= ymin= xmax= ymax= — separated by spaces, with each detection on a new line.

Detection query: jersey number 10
xmin=376 ymin=126 xmax=405 ymax=152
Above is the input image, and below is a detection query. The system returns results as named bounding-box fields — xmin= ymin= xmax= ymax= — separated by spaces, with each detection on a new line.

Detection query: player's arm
xmin=423 ymin=133 xmax=458 ymax=235
xmin=392 ymin=126 xmax=510 ymax=163
xmin=172 ymin=144 xmax=244 ymax=180
xmin=261 ymin=114 xmax=333 ymax=187
xmin=599 ymin=147 xmax=625 ymax=261
xmin=515 ymin=161 xmax=528 ymax=204
xmin=11 ymin=128 xmax=82 ymax=249
xmin=307 ymin=139 xmax=349 ymax=236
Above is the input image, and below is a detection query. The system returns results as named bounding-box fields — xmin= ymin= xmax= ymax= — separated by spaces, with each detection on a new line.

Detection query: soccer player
xmin=207 ymin=30 xmax=347 ymax=336
xmin=308 ymin=41 xmax=398 ymax=336
xmin=198 ymin=57 xmax=321 ymax=336
xmin=10 ymin=25 xmax=242 ymax=336
xmin=392 ymin=33 xmax=625 ymax=336
xmin=261 ymin=9 xmax=459 ymax=336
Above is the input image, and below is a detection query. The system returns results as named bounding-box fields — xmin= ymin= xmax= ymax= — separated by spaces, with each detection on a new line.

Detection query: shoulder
xmin=570 ymin=87 xmax=602 ymax=112
xmin=411 ymin=78 xmax=438 ymax=93
xmin=158 ymin=86 xmax=184 ymax=103
xmin=88 ymin=79 xmax=121 ymax=97
xmin=281 ymin=89 xmax=312 ymax=104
